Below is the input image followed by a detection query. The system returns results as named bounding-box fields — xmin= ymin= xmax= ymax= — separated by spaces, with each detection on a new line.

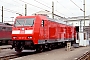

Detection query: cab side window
xmin=41 ymin=20 xmax=44 ymax=27
xmin=2 ymin=27 xmax=6 ymax=31
xmin=0 ymin=26 xmax=2 ymax=31
xmin=7 ymin=27 xmax=12 ymax=31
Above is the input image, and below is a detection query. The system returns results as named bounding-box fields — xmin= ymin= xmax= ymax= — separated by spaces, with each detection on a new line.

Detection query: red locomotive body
xmin=0 ymin=23 xmax=12 ymax=45
xmin=12 ymin=15 xmax=76 ymax=52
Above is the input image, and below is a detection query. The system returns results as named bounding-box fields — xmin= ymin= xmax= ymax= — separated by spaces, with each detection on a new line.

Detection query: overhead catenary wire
xmin=70 ymin=0 xmax=83 ymax=11
xmin=0 ymin=0 xmax=42 ymax=15
xmin=0 ymin=0 xmax=69 ymax=17
xmin=13 ymin=0 xmax=39 ymax=14
xmin=34 ymin=0 xmax=51 ymax=9
xmin=0 ymin=7 xmax=23 ymax=15
xmin=0 ymin=0 xmax=24 ymax=8
xmin=56 ymin=0 xmax=74 ymax=15
xmin=4 ymin=8 xmax=23 ymax=14
xmin=13 ymin=0 xmax=24 ymax=6
xmin=0 ymin=0 xmax=24 ymax=15
xmin=33 ymin=0 xmax=68 ymax=17
xmin=40 ymin=0 xmax=51 ymax=6
xmin=80 ymin=0 xmax=83 ymax=3
xmin=55 ymin=10 xmax=68 ymax=17
xmin=19 ymin=0 xmax=45 ymax=10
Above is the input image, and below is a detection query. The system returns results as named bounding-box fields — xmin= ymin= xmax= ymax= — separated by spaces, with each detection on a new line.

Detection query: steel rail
xmin=75 ymin=51 xmax=90 ymax=60
xmin=0 ymin=54 xmax=19 ymax=60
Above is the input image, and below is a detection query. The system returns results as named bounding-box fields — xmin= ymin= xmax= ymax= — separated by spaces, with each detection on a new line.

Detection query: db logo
xmin=20 ymin=31 xmax=25 ymax=34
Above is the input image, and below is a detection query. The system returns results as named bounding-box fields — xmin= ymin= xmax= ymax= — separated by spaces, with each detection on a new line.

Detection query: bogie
xmin=36 ymin=44 xmax=44 ymax=52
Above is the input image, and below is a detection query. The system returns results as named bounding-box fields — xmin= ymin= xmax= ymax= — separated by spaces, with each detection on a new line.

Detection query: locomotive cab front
xmin=12 ymin=16 xmax=37 ymax=52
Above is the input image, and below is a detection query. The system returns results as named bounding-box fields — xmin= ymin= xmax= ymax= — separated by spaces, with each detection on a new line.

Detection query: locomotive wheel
xmin=17 ymin=50 xmax=22 ymax=53
xmin=0 ymin=42 xmax=2 ymax=46
xmin=15 ymin=47 xmax=22 ymax=53
xmin=36 ymin=45 xmax=44 ymax=52
xmin=48 ymin=44 xmax=52 ymax=51
xmin=57 ymin=43 xmax=61 ymax=48
xmin=16 ymin=49 xmax=22 ymax=54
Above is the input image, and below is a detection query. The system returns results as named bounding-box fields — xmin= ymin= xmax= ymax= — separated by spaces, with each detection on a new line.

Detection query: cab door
xmin=39 ymin=20 xmax=49 ymax=41
xmin=43 ymin=20 xmax=49 ymax=40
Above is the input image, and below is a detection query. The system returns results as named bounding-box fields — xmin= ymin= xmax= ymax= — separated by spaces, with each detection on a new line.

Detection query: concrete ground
xmin=10 ymin=46 xmax=90 ymax=60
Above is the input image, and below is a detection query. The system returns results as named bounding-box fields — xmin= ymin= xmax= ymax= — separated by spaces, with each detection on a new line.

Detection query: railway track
xmin=75 ymin=51 xmax=90 ymax=60
xmin=0 ymin=54 xmax=19 ymax=60
xmin=0 ymin=45 xmax=19 ymax=60
xmin=0 ymin=45 xmax=12 ymax=53
xmin=0 ymin=45 xmax=90 ymax=60
xmin=0 ymin=45 xmax=11 ymax=49
xmin=0 ymin=52 xmax=37 ymax=60
xmin=0 ymin=50 xmax=36 ymax=60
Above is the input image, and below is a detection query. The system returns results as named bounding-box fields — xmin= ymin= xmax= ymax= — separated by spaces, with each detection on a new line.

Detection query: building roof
xmin=65 ymin=16 xmax=90 ymax=21
xmin=32 ymin=10 xmax=51 ymax=15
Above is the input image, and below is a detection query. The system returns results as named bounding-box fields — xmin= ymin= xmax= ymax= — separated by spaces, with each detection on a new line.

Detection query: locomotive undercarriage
xmin=12 ymin=40 xmax=35 ymax=52
xmin=0 ymin=40 xmax=12 ymax=46
xmin=12 ymin=39 xmax=75 ymax=53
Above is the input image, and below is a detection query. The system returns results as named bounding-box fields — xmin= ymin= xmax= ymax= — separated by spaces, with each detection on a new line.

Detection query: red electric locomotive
xmin=0 ymin=22 xmax=12 ymax=45
xmin=12 ymin=15 xmax=76 ymax=52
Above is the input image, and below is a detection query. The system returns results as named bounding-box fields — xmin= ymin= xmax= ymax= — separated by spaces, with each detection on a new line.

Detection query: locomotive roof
xmin=0 ymin=22 xmax=5 ymax=25
xmin=16 ymin=15 xmax=74 ymax=27
xmin=0 ymin=22 xmax=12 ymax=27
xmin=16 ymin=15 xmax=66 ymax=24
xmin=47 ymin=17 xmax=66 ymax=24
xmin=35 ymin=15 xmax=74 ymax=27
xmin=38 ymin=15 xmax=73 ymax=26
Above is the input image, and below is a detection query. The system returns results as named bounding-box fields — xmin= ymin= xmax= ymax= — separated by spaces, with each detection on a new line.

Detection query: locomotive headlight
xmin=28 ymin=36 xmax=32 ymax=39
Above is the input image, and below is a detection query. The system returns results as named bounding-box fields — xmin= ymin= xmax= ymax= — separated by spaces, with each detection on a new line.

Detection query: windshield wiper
xmin=14 ymin=20 xmax=22 ymax=26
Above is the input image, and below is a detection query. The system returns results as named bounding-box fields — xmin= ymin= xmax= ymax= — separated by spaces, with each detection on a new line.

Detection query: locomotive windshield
xmin=14 ymin=18 xmax=35 ymax=26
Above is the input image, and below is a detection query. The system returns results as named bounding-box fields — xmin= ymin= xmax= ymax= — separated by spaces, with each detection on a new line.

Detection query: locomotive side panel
xmin=33 ymin=16 xmax=42 ymax=44
xmin=0 ymin=24 xmax=12 ymax=45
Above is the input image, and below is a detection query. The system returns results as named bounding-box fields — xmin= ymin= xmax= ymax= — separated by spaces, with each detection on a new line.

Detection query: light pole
xmin=52 ymin=1 xmax=54 ymax=19
xmin=83 ymin=0 xmax=85 ymax=32
xmin=79 ymin=0 xmax=85 ymax=32
xmin=2 ymin=6 xmax=3 ymax=23
xmin=25 ymin=4 xmax=27 ymax=16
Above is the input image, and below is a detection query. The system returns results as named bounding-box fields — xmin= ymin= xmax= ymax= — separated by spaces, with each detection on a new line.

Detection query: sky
xmin=0 ymin=0 xmax=90 ymax=24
